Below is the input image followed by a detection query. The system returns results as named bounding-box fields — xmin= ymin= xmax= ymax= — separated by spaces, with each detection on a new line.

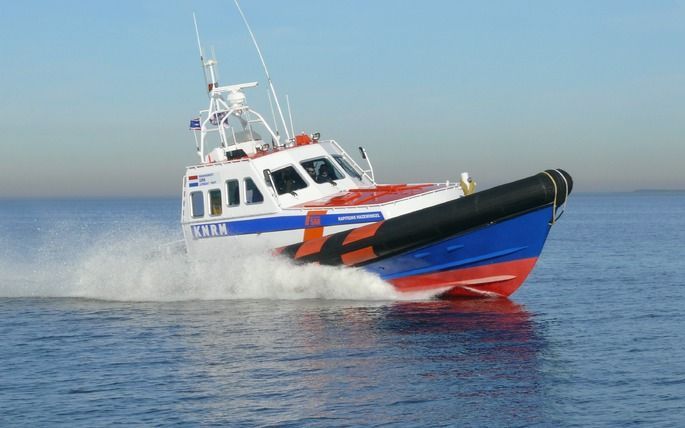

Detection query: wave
xmin=0 ymin=226 xmax=432 ymax=302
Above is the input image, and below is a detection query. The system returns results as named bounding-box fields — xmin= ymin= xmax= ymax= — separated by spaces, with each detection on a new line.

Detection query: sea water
xmin=1 ymin=194 xmax=684 ymax=426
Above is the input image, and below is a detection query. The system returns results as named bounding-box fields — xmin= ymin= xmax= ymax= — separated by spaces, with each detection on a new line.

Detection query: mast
xmin=233 ymin=0 xmax=291 ymax=142
xmin=192 ymin=13 xmax=210 ymax=96
xmin=190 ymin=10 xmax=286 ymax=162
xmin=286 ymin=94 xmax=295 ymax=139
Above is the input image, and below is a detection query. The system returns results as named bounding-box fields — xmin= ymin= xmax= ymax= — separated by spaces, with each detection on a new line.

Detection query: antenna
xmin=286 ymin=94 xmax=295 ymax=139
xmin=266 ymin=90 xmax=280 ymax=140
xmin=233 ymin=0 xmax=291 ymax=141
xmin=210 ymin=46 xmax=219 ymax=83
xmin=192 ymin=13 xmax=210 ymax=95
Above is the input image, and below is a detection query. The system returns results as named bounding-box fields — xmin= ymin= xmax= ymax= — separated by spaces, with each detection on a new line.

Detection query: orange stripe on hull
xmin=341 ymin=246 xmax=377 ymax=266
xmin=342 ymin=221 xmax=383 ymax=246
xmin=295 ymin=236 xmax=330 ymax=259
xmin=303 ymin=210 xmax=327 ymax=241
xmin=388 ymin=257 xmax=539 ymax=298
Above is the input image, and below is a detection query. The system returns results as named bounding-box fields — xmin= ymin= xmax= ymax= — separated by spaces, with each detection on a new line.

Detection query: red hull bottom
xmin=388 ymin=257 xmax=539 ymax=299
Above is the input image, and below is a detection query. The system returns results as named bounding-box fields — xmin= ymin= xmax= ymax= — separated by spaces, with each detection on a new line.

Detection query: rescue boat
xmin=181 ymin=8 xmax=572 ymax=299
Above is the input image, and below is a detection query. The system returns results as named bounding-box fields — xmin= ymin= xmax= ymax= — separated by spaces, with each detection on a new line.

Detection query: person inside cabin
xmin=273 ymin=166 xmax=307 ymax=195
xmin=283 ymin=169 xmax=298 ymax=193
xmin=305 ymin=166 xmax=316 ymax=181
xmin=316 ymin=164 xmax=332 ymax=183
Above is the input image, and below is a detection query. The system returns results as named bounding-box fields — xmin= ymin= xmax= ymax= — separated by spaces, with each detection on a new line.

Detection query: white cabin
xmin=181 ymin=57 xmax=468 ymax=252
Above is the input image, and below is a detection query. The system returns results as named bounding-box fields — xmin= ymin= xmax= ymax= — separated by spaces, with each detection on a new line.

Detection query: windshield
xmin=271 ymin=166 xmax=308 ymax=195
xmin=332 ymin=155 xmax=362 ymax=180
xmin=301 ymin=157 xmax=345 ymax=184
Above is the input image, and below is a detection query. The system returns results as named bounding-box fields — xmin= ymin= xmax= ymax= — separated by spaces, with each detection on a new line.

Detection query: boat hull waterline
xmin=278 ymin=169 xmax=572 ymax=299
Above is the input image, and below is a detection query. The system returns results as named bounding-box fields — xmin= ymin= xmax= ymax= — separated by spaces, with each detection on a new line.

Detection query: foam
xmin=0 ymin=226 xmax=436 ymax=302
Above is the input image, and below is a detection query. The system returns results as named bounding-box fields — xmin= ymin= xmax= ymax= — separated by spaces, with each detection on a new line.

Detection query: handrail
xmin=329 ymin=140 xmax=375 ymax=184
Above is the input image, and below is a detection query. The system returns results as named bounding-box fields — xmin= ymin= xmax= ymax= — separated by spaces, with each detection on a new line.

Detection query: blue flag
xmin=189 ymin=118 xmax=201 ymax=130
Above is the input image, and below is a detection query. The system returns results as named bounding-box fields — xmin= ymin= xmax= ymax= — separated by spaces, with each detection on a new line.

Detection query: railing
xmin=328 ymin=140 xmax=375 ymax=184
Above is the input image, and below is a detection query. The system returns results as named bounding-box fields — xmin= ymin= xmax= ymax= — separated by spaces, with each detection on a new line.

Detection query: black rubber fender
xmin=280 ymin=169 xmax=573 ymax=266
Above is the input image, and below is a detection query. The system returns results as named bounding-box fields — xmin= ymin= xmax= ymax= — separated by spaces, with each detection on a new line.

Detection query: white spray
xmin=0 ymin=225 xmax=437 ymax=302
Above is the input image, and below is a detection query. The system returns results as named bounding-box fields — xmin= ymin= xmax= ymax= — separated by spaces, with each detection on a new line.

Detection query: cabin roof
xmin=184 ymin=141 xmax=327 ymax=171
xmin=294 ymin=184 xmax=443 ymax=208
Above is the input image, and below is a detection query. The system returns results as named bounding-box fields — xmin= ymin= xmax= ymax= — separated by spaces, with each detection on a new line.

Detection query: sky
xmin=0 ymin=0 xmax=683 ymax=197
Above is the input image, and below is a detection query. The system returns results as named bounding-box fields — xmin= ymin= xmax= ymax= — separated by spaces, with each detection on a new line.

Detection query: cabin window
xmin=301 ymin=157 xmax=345 ymax=184
xmin=332 ymin=154 xmax=362 ymax=180
xmin=245 ymin=178 xmax=264 ymax=204
xmin=272 ymin=166 xmax=308 ymax=195
xmin=190 ymin=191 xmax=204 ymax=218
xmin=209 ymin=189 xmax=222 ymax=216
xmin=226 ymin=180 xmax=240 ymax=206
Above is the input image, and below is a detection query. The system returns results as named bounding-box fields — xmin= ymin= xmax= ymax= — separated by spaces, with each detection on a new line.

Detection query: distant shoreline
xmin=633 ymin=189 xmax=685 ymax=193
